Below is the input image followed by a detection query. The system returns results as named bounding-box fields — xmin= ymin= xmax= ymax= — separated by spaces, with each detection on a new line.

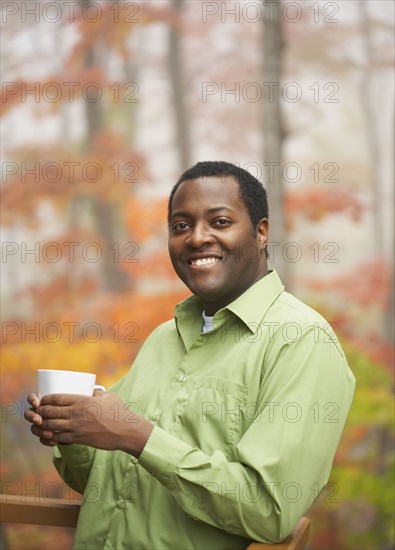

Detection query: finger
xmin=41 ymin=418 xmax=70 ymax=432
xmin=39 ymin=438 xmax=57 ymax=447
xmin=51 ymin=431 xmax=75 ymax=445
xmin=24 ymin=409 xmax=43 ymax=426
xmin=27 ymin=393 xmax=40 ymax=409
xmin=37 ymin=403 xmax=79 ymax=420
xmin=31 ymin=424 xmax=54 ymax=440
xmin=93 ymin=389 xmax=105 ymax=397
xmin=40 ymin=394 xmax=88 ymax=407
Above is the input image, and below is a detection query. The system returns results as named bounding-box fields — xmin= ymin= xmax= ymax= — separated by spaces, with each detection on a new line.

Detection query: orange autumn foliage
xmin=125 ymin=196 xmax=169 ymax=242
xmin=307 ymin=258 xmax=392 ymax=308
xmin=286 ymin=186 xmax=363 ymax=226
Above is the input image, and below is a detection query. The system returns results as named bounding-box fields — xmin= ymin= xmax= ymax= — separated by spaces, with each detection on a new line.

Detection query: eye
xmin=213 ymin=218 xmax=232 ymax=227
xmin=171 ymin=221 xmax=190 ymax=232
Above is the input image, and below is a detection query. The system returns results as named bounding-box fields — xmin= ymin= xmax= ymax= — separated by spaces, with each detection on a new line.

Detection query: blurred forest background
xmin=1 ymin=1 xmax=394 ymax=549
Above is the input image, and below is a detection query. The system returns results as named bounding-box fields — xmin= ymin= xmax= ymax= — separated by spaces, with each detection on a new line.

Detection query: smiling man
xmin=168 ymin=165 xmax=268 ymax=315
xmin=26 ymin=161 xmax=355 ymax=550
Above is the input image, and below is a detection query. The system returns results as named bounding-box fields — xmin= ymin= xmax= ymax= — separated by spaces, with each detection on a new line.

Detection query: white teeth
xmin=191 ymin=257 xmax=220 ymax=266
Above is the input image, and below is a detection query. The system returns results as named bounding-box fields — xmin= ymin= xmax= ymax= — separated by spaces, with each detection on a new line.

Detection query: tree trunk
xmin=359 ymin=0 xmax=394 ymax=342
xmin=359 ymin=1 xmax=384 ymax=255
xmin=262 ymin=0 xmax=288 ymax=286
xmin=169 ymin=0 xmax=191 ymax=171
xmin=79 ymin=0 xmax=129 ymax=292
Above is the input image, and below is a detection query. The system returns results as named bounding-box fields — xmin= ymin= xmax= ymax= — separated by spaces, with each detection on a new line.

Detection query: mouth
xmin=188 ymin=256 xmax=222 ymax=267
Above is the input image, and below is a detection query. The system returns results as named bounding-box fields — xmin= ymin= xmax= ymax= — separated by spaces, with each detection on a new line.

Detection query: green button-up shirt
xmin=54 ymin=270 xmax=355 ymax=549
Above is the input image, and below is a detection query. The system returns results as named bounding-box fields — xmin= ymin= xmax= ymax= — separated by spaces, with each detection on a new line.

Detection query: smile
xmin=189 ymin=257 xmax=221 ymax=267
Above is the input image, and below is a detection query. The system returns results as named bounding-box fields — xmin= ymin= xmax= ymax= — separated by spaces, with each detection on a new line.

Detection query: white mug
xmin=37 ymin=369 xmax=105 ymax=399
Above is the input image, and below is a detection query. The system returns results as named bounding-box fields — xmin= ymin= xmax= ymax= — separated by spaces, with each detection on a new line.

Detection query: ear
xmin=256 ymin=218 xmax=269 ymax=251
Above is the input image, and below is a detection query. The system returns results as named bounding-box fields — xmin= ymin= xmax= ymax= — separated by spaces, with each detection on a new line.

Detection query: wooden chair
xmin=0 ymin=494 xmax=310 ymax=549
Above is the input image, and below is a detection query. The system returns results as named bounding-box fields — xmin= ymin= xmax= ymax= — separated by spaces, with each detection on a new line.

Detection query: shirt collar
xmin=174 ymin=270 xmax=284 ymax=343
xmin=224 ymin=270 xmax=284 ymax=333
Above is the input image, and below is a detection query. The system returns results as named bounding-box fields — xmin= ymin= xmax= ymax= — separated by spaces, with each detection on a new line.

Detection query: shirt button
xmin=179 ymin=374 xmax=187 ymax=382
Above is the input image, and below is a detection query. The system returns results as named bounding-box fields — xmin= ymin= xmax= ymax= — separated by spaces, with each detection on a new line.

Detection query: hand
xmin=24 ymin=391 xmax=154 ymax=457
xmin=25 ymin=393 xmax=56 ymax=447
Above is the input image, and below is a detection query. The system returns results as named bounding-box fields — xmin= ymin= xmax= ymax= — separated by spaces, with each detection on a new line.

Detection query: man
xmin=26 ymin=161 xmax=355 ymax=549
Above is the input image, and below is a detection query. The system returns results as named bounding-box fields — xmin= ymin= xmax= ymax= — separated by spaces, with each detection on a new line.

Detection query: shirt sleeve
xmin=53 ymin=444 xmax=96 ymax=495
xmin=138 ymin=328 xmax=355 ymax=543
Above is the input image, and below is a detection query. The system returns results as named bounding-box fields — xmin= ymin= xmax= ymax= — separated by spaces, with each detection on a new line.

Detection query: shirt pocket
xmin=169 ymin=376 xmax=249 ymax=459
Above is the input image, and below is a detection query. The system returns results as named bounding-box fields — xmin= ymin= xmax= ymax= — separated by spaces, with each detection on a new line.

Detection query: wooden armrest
xmin=1 ymin=495 xmax=310 ymax=550
xmin=0 ymin=494 xmax=81 ymax=528
xmin=245 ymin=517 xmax=310 ymax=550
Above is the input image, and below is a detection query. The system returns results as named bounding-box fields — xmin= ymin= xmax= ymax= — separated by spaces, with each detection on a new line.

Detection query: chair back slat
xmin=245 ymin=517 xmax=310 ymax=550
xmin=1 ymin=494 xmax=310 ymax=549
xmin=0 ymin=494 xmax=80 ymax=528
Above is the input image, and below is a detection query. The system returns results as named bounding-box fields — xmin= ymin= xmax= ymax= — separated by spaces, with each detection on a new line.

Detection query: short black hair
xmin=168 ymin=161 xmax=269 ymax=232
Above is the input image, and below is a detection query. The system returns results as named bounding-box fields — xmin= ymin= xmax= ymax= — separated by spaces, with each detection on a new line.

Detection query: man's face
xmin=168 ymin=176 xmax=268 ymax=315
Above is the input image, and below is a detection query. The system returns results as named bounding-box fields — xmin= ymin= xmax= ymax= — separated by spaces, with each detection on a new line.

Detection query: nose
xmin=187 ymin=221 xmax=215 ymax=248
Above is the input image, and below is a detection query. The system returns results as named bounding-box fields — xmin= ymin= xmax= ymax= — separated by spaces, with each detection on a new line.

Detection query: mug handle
xmin=94 ymin=384 xmax=106 ymax=392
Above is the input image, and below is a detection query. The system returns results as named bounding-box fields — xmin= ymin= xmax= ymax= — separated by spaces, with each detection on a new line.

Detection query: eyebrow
xmin=171 ymin=206 xmax=233 ymax=219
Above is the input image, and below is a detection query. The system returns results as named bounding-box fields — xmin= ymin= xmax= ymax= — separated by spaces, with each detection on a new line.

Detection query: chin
xmin=185 ymin=278 xmax=223 ymax=297
xmin=194 ymin=288 xmax=223 ymax=305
